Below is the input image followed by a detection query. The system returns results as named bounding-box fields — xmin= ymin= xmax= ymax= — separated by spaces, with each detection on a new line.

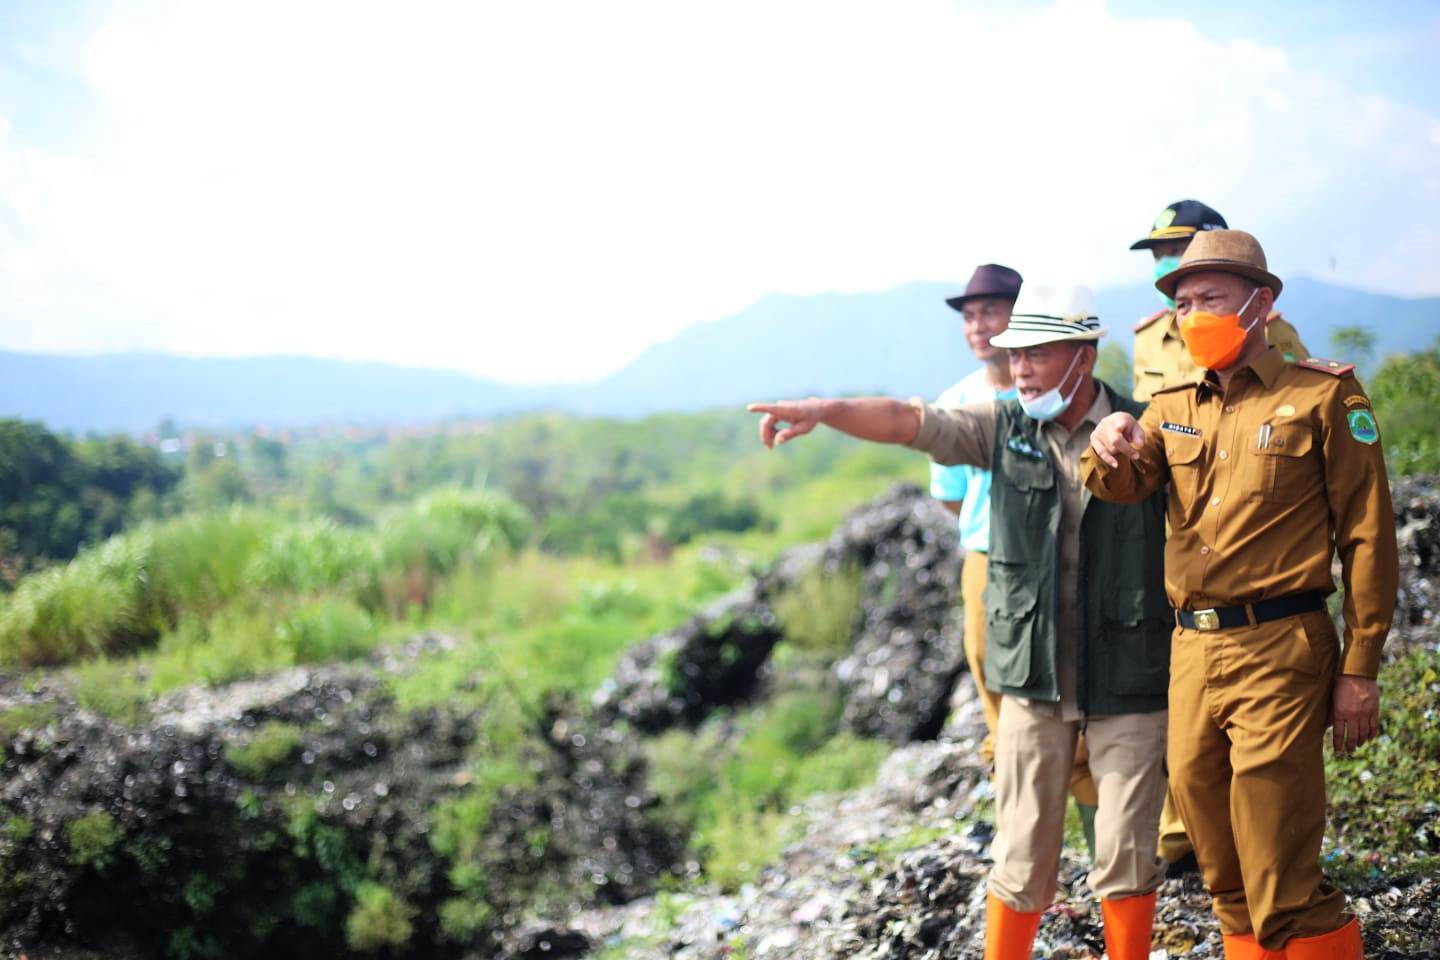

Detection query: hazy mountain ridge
xmin=4 ymin=276 xmax=1436 ymax=432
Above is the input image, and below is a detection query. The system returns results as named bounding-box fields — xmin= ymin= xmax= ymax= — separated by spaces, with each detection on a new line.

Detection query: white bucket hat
xmin=989 ymin=284 xmax=1107 ymax=349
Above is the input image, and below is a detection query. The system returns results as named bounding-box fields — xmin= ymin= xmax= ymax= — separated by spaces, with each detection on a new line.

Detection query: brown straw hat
xmin=1155 ymin=229 xmax=1283 ymax=299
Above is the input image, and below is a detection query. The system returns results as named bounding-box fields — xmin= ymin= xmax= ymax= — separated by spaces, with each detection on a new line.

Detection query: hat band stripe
xmin=1009 ymin=318 xmax=1100 ymax=332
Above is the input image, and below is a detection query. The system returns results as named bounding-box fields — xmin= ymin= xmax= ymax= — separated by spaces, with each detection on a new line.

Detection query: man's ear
xmin=1257 ymin=285 xmax=1276 ymax=317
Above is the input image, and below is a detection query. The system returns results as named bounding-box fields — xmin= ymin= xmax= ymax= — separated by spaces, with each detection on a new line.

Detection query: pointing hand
xmin=1090 ymin=412 xmax=1147 ymax=468
xmin=747 ymin=400 xmax=824 ymax=449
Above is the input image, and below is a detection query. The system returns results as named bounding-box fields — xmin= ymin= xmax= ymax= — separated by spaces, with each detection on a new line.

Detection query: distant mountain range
xmin=4 ymin=276 xmax=1437 ymax=433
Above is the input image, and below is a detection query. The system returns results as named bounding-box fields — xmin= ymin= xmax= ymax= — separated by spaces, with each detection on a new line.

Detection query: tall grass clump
xmin=772 ymin=563 xmax=863 ymax=659
xmin=0 ymin=510 xmax=278 ymax=667
xmin=147 ymin=598 xmax=379 ymax=690
xmin=377 ymin=488 xmax=531 ymax=614
xmin=647 ymin=687 xmax=890 ymax=891
xmin=244 ymin=520 xmax=383 ymax=605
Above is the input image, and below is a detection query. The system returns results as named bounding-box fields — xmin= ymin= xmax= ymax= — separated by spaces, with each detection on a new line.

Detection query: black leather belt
xmin=1175 ymin=591 xmax=1326 ymax=631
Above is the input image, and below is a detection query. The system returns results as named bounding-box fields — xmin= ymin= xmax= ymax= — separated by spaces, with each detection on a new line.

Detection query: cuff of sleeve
xmin=907 ymin=397 xmax=941 ymax=454
xmin=1339 ymin=639 xmax=1382 ymax=679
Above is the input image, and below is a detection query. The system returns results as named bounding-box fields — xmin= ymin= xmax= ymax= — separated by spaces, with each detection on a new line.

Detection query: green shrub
xmin=0 ymin=541 xmax=144 ymax=664
xmin=0 ymin=510 xmax=278 ymax=667
xmin=69 ymin=657 xmax=149 ymax=725
xmin=244 ymin=520 xmax=381 ymax=601
xmin=2 ymin=816 xmax=32 ymax=843
xmin=694 ymin=788 xmax=793 ymax=892
xmin=773 ymin=564 xmax=863 ymax=659
xmin=0 ymin=702 xmax=58 ymax=741
xmin=344 ymin=882 xmax=415 ymax=952
xmin=438 ymin=895 xmax=493 ymax=941
xmin=228 ymin=722 xmax=304 ymax=781
xmin=277 ymin=598 xmax=377 ymax=663
xmin=65 ymin=810 xmax=123 ymax=870
xmin=788 ymin=732 xmax=890 ymax=797
xmin=1326 ymin=647 xmax=1440 ymax=881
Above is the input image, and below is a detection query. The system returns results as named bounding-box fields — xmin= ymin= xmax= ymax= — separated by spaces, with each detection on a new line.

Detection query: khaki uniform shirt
xmin=1133 ymin=309 xmax=1309 ymax=402
xmin=908 ymin=384 xmax=1114 ymax=720
xmin=1081 ymin=347 xmax=1398 ymax=678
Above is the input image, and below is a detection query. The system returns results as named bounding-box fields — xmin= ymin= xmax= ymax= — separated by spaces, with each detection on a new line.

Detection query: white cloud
xmin=0 ymin=0 xmax=1436 ymax=382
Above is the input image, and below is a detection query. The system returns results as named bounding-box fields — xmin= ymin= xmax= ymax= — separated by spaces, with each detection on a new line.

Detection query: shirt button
xmin=1200 ymin=546 xmax=1211 ymax=555
xmin=1225 ymin=405 xmax=1236 ymax=413
xmin=1219 ymin=450 xmax=1229 ymax=460
xmin=1167 ymin=446 xmax=1175 ymax=455
xmin=1211 ymin=496 xmax=1221 ymax=506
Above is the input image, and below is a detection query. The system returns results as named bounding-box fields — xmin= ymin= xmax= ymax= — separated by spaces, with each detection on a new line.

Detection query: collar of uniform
xmin=1200 ymin=345 xmax=1285 ymax=394
xmin=1249 ymin=345 xmax=1286 ymax=388
xmin=1083 ymin=378 xmax=1113 ymax=425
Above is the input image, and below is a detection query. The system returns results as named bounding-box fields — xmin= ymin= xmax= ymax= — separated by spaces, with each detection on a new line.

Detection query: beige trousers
xmin=989 ymin=695 xmax=1168 ymax=912
xmin=961 ymin=552 xmax=1098 ymax=806
xmin=1167 ymin=610 xmax=1348 ymax=949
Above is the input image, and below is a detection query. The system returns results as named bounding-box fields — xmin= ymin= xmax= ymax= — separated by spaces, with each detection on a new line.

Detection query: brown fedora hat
xmin=1156 ymin=229 xmax=1283 ymax=299
xmin=946 ymin=263 xmax=1023 ymax=312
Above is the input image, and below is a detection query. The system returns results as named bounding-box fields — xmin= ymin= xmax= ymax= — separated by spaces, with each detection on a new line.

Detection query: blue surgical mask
xmin=1018 ymin=348 xmax=1084 ymax=422
xmin=1153 ymin=255 xmax=1182 ymax=308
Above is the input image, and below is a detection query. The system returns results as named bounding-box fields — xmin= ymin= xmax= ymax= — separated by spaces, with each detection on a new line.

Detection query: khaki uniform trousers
xmin=961 ymin=553 xmax=1099 ymax=807
xmin=989 ymin=695 xmax=1168 ymax=912
xmin=1167 ymin=610 xmax=1348 ymax=950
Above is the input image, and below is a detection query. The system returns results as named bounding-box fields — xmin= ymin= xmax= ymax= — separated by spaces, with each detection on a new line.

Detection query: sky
xmin=0 ymin=0 xmax=1437 ymax=383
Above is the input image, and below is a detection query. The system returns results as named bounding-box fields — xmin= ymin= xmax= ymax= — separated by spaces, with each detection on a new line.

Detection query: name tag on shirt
xmin=1160 ymin=422 xmax=1201 ymax=437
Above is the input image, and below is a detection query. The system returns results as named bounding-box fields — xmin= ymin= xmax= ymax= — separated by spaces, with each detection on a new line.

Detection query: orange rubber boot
xmin=983 ymin=892 xmax=1042 ymax=960
xmin=1283 ymin=917 xmax=1363 ymax=960
xmin=1222 ymin=932 xmax=1284 ymax=960
xmin=1100 ymin=892 xmax=1157 ymax=960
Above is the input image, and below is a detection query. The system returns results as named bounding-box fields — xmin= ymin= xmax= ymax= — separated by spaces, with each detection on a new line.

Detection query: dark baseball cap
xmin=1129 ymin=200 xmax=1228 ymax=251
xmin=945 ymin=263 xmax=1023 ymax=312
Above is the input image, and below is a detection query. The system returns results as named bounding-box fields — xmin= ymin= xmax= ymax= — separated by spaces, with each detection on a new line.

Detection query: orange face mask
xmin=1178 ymin=288 xmax=1261 ymax=370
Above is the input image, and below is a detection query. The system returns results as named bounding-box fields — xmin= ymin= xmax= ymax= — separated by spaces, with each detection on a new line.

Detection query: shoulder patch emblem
xmin=1297 ymin=357 xmax=1356 ymax=377
xmin=1133 ymin=309 xmax=1169 ymax=333
xmin=1160 ymin=422 xmax=1200 ymax=436
xmin=1347 ymin=409 xmax=1379 ymax=444
xmin=1344 ymin=395 xmax=1371 ymax=410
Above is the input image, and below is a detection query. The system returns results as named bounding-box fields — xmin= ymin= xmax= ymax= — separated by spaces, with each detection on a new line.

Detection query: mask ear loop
xmin=1236 ymin=287 xmax=1262 ymax=333
xmin=1056 ymin=345 xmax=1086 ymax=404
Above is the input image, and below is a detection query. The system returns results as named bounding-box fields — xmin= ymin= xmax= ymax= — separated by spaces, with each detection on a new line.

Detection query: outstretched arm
xmin=748 ymin=397 xmax=996 ymax=468
xmin=747 ymin=397 xmax=920 ymax=448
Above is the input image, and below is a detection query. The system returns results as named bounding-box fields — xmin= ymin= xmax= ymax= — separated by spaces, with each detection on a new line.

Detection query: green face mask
xmin=1153 ymin=255 xmax=1182 ymax=308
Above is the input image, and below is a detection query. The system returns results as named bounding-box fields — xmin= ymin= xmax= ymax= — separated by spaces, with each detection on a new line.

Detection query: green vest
xmin=982 ymin=383 xmax=1171 ymax=715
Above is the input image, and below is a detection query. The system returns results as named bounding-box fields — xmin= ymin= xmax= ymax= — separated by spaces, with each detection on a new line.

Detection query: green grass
xmin=0 ymin=702 xmax=58 ymax=741
xmin=1324 ymin=646 xmax=1440 ymax=884
xmin=647 ymin=688 xmax=891 ymax=891
xmin=65 ymin=810 xmax=123 ymax=870
xmin=772 ymin=563 xmax=863 ymax=659
xmin=344 ymin=882 xmax=416 ymax=952
xmin=227 ymin=722 xmax=305 ymax=781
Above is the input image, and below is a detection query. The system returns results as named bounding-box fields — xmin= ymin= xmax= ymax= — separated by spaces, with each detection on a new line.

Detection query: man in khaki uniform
xmin=1130 ymin=200 xmax=1310 ymax=873
xmin=1084 ymin=230 xmax=1399 ymax=960
xmin=749 ymin=285 xmax=1171 ymax=960
xmin=1130 ymin=200 xmax=1309 ymax=402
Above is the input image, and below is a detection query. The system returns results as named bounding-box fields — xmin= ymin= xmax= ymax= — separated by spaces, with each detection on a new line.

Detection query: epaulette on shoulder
xmin=1133 ymin=309 xmax=1168 ymax=333
xmin=1150 ymin=378 xmax=1201 ymax=397
xmin=1265 ymin=309 xmax=1283 ymax=326
xmin=1296 ymin=357 xmax=1355 ymax=377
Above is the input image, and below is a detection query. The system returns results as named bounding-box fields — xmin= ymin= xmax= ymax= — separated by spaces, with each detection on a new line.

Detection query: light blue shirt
xmin=929 ymin=369 xmax=1017 ymax=553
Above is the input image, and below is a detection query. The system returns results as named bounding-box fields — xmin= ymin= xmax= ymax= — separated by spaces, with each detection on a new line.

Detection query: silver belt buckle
xmin=1193 ymin=608 xmax=1220 ymax=631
